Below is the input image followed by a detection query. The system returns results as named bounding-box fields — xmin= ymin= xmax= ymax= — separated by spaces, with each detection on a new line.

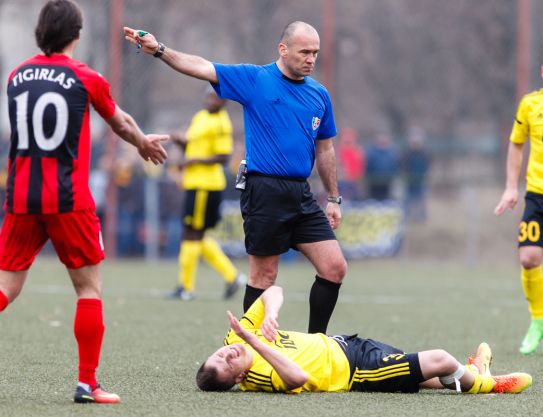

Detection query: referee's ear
xmin=278 ymin=42 xmax=288 ymax=58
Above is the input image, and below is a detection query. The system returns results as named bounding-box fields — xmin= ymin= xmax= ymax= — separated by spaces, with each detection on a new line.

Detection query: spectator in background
xmin=337 ymin=127 xmax=365 ymax=202
xmin=0 ymin=134 xmax=10 ymax=223
xmin=89 ymin=153 xmax=110 ymax=226
xmin=114 ymin=152 xmax=145 ymax=257
xmin=401 ymin=127 xmax=431 ymax=222
xmin=168 ymin=89 xmax=245 ymax=301
xmin=365 ymin=132 xmax=399 ymax=201
xmin=160 ymin=164 xmax=184 ymax=258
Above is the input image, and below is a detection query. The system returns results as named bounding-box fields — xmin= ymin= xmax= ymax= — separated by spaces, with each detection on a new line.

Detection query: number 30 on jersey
xmin=519 ymin=221 xmax=541 ymax=243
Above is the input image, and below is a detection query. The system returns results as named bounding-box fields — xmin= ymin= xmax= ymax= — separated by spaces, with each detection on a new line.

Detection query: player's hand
xmin=138 ymin=134 xmax=168 ymax=165
xmin=261 ymin=313 xmax=279 ymax=343
xmin=494 ymin=188 xmax=519 ymax=216
xmin=325 ymin=203 xmax=342 ymax=229
xmin=123 ymin=26 xmax=159 ymax=55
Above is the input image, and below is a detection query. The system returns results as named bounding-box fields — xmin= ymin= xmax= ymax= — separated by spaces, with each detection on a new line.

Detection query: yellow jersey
xmin=510 ymin=89 xmax=543 ymax=194
xmin=183 ymin=108 xmax=233 ymax=191
xmin=224 ymin=299 xmax=350 ymax=393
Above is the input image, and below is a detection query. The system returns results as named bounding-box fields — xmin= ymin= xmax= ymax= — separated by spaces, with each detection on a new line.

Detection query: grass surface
xmin=0 ymin=257 xmax=542 ymax=416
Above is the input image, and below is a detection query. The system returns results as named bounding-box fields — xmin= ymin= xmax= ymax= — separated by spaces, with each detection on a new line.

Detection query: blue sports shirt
xmin=212 ymin=63 xmax=337 ymax=179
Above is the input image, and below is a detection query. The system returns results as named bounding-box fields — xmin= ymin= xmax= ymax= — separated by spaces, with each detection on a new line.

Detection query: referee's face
xmin=280 ymin=31 xmax=320 ymax=80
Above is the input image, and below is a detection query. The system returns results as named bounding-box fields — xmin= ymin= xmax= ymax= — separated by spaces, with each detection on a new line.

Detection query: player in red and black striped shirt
xmin=0 ymin=0 xmax=168 ymax=404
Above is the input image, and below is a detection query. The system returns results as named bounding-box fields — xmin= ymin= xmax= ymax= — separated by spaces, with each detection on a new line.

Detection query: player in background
xmin=495 ymin=65 xmax=543 ymax=355
xmin=0 ymin=0 xmax=168 ymax=403
xmin=196 ymin=286 xmax=532 ymax=395
xmin=168 ymin=88 xmax=246 ymax=300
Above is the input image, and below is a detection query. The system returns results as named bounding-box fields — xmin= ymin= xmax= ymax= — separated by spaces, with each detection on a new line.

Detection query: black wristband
xmin=153 ymin=42 xmax=166 ymax=58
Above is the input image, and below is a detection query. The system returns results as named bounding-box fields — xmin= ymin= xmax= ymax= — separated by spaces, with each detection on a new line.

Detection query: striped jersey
xmin=510 ymin=89 xmax=543 ymax=194
xmin=183 ymin=108 xmax=233 ymax=190
xmin=224 ymin=299 xmax=350 ymax=393
xmin=5 ymin=54 xmax=116 ymax=214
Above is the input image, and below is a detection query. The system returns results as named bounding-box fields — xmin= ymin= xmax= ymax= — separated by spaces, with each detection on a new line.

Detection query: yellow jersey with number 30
xmin=224 ymin=299 xmax=350 ymax=393
xmin=182 ymin=108 xmax=233 ymax=190
xmin=510 ymin=89 xmax=543 ymax=194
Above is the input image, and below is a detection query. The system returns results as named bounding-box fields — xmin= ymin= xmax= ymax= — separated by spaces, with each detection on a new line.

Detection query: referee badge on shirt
xmin=312 ymin=116 xmax=321 ymax=131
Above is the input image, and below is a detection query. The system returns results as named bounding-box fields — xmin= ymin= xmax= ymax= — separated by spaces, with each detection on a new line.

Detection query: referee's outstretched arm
xmin=123 ymin=27 xmax=218 ymax=83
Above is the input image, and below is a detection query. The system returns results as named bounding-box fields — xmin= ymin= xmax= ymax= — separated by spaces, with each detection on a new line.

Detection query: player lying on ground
xmin=196 ymin=286 xmax=532 ymax=394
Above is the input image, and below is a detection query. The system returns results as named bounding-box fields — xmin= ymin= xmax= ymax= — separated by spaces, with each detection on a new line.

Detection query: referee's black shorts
xmin=333 ymin=335 xmax=424 ymax=393
xmin=240 ymin=174 xmax=336 ymax=256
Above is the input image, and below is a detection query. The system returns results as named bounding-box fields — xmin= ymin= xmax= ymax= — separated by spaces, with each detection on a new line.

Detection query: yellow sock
xmin=201 ymin=237 xmax=237 ymax=283
xmin=465 ymin=364 xmax=478 ymax=374
xmin=178 ymin=240 xmax=203 ymax=292
xmin=521 ymin=266 xmax=543 ymax=319
xmin=467 ymin=370 xmax=495 ymax=394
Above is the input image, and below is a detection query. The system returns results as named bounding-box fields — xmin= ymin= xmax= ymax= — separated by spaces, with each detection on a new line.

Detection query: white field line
xmin=24 ymin=284 xmax=524 ymax=307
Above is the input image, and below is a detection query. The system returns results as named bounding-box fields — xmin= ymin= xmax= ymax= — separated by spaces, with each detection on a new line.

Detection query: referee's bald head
xmin=280 ymin=21 xmax=318 ymax=45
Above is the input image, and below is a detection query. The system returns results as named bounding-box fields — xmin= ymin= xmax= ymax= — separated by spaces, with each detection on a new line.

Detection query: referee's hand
xmin=123 ymin=26 xmax=159 ymax=56
xmin=326 ymin=203 xmax=341 ymax=229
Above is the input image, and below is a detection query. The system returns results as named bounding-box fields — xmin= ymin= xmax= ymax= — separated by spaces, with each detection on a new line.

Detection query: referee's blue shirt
xmin=212 ymin=62 xmax=337 ymax=179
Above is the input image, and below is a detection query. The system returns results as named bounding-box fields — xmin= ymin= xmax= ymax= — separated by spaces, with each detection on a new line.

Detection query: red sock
xmin=0 ymin=291 xmax=8 ymax=311
xmin=74 ymin=298 xmax=104 ymax=390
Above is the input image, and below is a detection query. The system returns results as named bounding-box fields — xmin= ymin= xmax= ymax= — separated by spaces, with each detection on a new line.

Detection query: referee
xmin=125 ymin=21 xmax=347 ymax=334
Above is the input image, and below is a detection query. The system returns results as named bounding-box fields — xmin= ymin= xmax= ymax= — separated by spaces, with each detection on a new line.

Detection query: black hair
xmin=35 ymin=0 xmax=82 ymax=56
xmin=196 ymin=361 xmax=236 ymax=392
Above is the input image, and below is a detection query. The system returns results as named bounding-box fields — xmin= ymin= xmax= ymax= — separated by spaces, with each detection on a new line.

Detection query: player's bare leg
xmin=0 ymin=270 xmax=28 ymax=309
xmin=243 ymin=255 xmax=280 ymax=311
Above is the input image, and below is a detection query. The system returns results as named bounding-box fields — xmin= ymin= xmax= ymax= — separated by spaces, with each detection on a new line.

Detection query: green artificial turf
xmin=0 ymin=257 xmax=541 ymax=416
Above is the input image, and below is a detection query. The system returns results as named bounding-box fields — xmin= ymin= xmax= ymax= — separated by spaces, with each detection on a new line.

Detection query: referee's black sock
xmin=308 ymin=275 xmax=342 ymax=334
xmin=243 ymin=285 xmax=265 ymax=312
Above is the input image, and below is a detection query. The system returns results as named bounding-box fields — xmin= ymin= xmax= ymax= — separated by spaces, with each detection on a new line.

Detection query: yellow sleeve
xmin=185 ymin=112 xmax=200 ymax=142
xmin=510 ymin=95 xmax=530 ymax=144
xmin=271 ymin=372 xmax=303 ymax=394
xmin=213 ymin=110 xmax=234 ymax=155
xmin=224 ymin=298 xmax=265 ymax=346
xmin=240 ymin=298 xmax=265 ymax=330
xmin=241 ymin=350 xmax=303 ymax=394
